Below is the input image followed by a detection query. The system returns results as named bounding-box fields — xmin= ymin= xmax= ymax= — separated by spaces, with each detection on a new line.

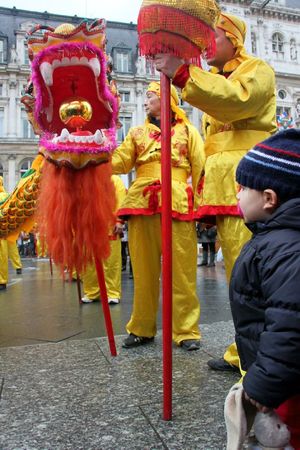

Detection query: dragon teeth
xmin=89 ymin=58 xmax=101 ymax=77
xmin=94 ymin=129 xmax=104 ymax=144
xmin=52 ymin=129 xmax=106 ymax=145
xmin=40 ymin=62 xmax=53 ymax=86
xmin=40 ymin=57 xmax=101 ymax=87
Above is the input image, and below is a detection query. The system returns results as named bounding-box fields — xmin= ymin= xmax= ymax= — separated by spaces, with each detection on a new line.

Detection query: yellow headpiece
xmin=217 ymin=13 xmax=246 ymax=45
xmin=0 ymin=176 xmax=4 ymax=193
xmin=146 ymin=81 xmax=190 ymax=124
xmin=216 ymin=12 xmax=249 ymax=72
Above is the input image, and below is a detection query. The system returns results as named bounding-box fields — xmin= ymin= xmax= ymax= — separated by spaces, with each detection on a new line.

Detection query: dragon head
xmin=25 ymin=20 xmax=118 ymax=169
xmin=17 ymin=20 xmax=120 ymax=273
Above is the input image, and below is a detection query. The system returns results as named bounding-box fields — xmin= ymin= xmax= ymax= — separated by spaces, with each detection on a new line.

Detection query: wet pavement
xmin=0 ymin=256 xmax=241 ymax=449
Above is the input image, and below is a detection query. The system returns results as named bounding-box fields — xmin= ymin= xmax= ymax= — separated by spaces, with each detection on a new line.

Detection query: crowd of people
xmin=1 ymin=9 xmax=299 ymax=449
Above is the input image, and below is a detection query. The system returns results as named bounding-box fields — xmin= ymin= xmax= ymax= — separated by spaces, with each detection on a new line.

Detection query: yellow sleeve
xmin=182 ymin=59 xmax=275 ymax=124
xmin=111 ymin=128 xmax=136 ymax=174
xmin=112 ymin=175 xmax=127 ymax=211
xmin=187 ymin=124 xmax=205 ymax=194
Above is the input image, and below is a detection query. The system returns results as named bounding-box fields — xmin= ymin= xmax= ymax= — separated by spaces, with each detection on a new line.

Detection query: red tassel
xmin=37 ymin=162 xmax=116 ymax=274
xmin=138 ymin=4 xmax=216 ymax=61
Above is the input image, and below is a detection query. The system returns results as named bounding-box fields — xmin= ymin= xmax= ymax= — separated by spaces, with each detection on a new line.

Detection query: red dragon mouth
xmin=28 ymin=23 xmax=118 ymax=169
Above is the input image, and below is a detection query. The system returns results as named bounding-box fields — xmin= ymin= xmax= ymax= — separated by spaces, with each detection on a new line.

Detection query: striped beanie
xmin=236 ymin=129 xmax=300 ymax=200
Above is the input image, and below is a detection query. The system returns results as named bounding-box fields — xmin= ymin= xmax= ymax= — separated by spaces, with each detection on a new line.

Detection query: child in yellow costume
xmin=0 ymin=177 xmax=23 ymax=290
xmin=112 ymin=81 xmax=205 ymax=351
xmin=154 ymin=13 xmax=277 ymax=366
xmin=81 ymin=175 xmax=126 ymax=304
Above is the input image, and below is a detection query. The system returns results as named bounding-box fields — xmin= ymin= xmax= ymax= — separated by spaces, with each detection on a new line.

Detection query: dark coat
xmin=229 ymin=198 xmax=300 ymax=408
xmin=196 ymin=224 xmax=217 ymax=244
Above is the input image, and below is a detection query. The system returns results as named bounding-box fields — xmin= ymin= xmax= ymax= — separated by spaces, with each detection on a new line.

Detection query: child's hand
xmin=244 ymin=391 xmax=271 ymax=413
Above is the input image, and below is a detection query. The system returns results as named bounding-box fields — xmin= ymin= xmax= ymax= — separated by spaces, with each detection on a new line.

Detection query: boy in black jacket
xmin=230 ymin=129 xmax=300 ymax=449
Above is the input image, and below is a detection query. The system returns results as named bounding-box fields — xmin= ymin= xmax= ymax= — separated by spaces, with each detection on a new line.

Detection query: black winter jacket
xmin=229 ymin=198 xmax=300 ymax=408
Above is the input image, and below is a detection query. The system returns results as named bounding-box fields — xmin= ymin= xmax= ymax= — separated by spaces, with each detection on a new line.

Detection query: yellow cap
xmin=146 ymin=81 xmax=190 ymax=124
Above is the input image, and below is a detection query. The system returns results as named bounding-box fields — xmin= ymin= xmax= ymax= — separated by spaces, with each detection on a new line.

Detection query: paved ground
xmin=0 ymin=256 xmax=242 ymax=449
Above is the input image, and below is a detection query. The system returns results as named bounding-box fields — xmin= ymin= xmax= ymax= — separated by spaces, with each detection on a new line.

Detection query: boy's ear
xmin=262 ymin=189 xmax=278 ymax=213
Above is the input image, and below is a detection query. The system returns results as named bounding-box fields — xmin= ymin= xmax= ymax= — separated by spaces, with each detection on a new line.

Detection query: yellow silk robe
xmin=112 ymin=119 xmax=205 ymax=219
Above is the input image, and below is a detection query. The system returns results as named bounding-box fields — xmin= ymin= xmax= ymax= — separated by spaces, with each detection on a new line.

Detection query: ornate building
xmin=220 ymin=0 xmax=300 ymax=130
xmin=0 ymin=1 xmax=299 ymax=190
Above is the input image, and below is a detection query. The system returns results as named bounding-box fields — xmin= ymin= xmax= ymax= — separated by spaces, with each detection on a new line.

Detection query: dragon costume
xmin=0 ymin=20 xmax=120 ymax=274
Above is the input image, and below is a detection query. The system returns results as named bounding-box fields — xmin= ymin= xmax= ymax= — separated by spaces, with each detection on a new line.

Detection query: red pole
xmin=49 ymin=256 xmax=53 ymax=277
xmin=160 ymin=72 xmax=172 ymax=421
xmin=94 ymin=256 xmax=117 ymax=357
xmin=76 ymin=277 xmax=82 ymax=305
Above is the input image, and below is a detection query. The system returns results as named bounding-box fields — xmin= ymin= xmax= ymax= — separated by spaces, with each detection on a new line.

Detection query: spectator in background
xmin=197 ymin=223 xmax=217 ymax=267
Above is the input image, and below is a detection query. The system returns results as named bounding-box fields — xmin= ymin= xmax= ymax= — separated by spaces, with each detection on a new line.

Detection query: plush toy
xmin=224 ymin=383 xmax=291 ymax=450
xmin=253 ymin=411 xmax=291 ymax=449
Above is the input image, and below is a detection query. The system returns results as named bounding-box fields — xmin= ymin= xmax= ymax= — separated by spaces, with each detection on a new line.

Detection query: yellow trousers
xmin=36 ymin=238 xmax=47 ymax=257
xmin=127 ymin=215 xmax=200 ymax=345
xmin=82 ymin=238 xmax=122 ymax=300
xmin=0 ymin=239 xmax=8 ymax=284
xmin=8 ymin=241 xmax=22 ymax=269
xmin=0 ymin=240 xmax=22 ymax=284
xmin=216 ymin=216 xmax=252 ymax=367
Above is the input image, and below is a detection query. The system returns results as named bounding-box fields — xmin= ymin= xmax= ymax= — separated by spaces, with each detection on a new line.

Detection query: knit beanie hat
xmin=236 ymin=129 xmax=300 ymax=200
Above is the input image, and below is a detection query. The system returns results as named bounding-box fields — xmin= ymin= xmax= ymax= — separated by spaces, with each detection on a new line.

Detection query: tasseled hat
xmin=236 ymin=129 xmax=300 ymax=200
xmin=138 ymin=0 xmax=221 ymax=64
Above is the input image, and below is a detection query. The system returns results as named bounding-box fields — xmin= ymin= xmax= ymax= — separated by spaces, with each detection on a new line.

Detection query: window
xmin=0 ymin=162 xmax=3 ymax=177
xmin=20 ymin=158 xmax=33 ymax=177
xmin=0 ymin=109 xmax=4 ymax=137
xmin=120 ymin=91 xmax=130 ymax=103
xmin=277 ymin=106 xmax=291 ymax=116
xmin=251 ymin=32 xmax=257 ymax=55
xmin=115 ymin=51 xmax=130 ymax=72
xmin=0 ymin=40 xmax=4 ymax=63
xmin=0 ymin=84 xmax=2 ymax=96
xmin=272 ymin=33 xmax=284 ymax=54
xmin=24 ymin=42 xmax=29 ymax=65
xmin=117 ymin=116 xmax=132 ymax=142
xmin=21 ymin=110 xmax=36 ymax=138
xmin=278 ymin=89 xmax=287 ymax=100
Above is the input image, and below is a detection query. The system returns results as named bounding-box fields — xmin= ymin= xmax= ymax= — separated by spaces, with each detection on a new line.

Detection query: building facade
xmin=0 ymin=1 xmax=299 ymax=190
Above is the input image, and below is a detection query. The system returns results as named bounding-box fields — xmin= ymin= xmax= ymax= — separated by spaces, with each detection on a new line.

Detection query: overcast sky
xmin=1 ymin=0 xmax=142 ymax=23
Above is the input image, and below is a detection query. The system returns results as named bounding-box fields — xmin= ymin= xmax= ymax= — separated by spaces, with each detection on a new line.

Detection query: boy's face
xmin=237 ymin=186 xmax=272 ymax=223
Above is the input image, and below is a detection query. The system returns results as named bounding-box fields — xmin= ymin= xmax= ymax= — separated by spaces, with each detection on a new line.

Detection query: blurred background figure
xmin=197 ymin=223 xmax=217 ymax=267
xmin=121 ymin=222 xmax=133 ymax=278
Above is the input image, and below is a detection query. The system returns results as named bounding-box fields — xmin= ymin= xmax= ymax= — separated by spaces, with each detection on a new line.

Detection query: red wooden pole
xmin=76 ymin=277 xmax=82 ymax=305
xmin=49 ymin=256 xmax=53 ymax=277
xmin=94 ymin=256 xmax=117 ymax=357
xmin=160 ymin=72 xmax=173 ymax=421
